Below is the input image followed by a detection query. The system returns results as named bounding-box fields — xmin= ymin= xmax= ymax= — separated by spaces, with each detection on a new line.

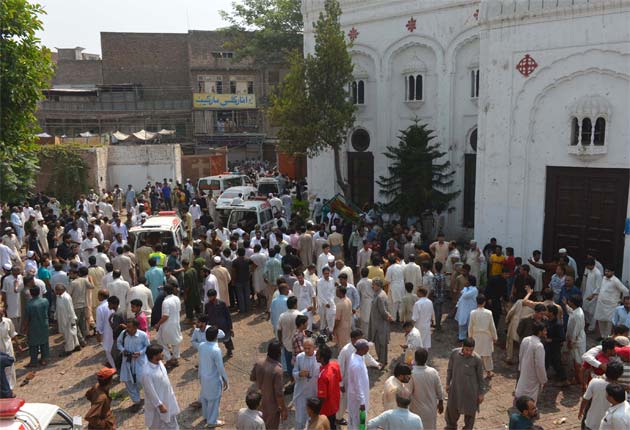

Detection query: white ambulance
xmin=226 ymin=198 xmax=284 ymax=234
xmin=128 ymin=211 xmax=185 ymax=253
xmin=197 ymin=174 xmax=252 ymax=198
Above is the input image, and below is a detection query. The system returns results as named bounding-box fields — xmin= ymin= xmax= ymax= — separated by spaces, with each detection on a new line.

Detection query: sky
xmin=36 ymin=0 xmax=238 ymax=55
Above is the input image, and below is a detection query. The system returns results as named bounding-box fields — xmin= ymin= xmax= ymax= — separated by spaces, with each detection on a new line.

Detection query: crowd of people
xmin=1 ymin=175 xmax=630 ymax=430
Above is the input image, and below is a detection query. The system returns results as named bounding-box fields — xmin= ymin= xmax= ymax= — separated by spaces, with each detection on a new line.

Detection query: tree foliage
xmin=268 ymin=51 xmax=319 ymax=154
xmin=0 ymin=0 xmax=54 ymax=202
xmin=268 ymin=0 xmax=355 ymax=193
xmin=377 ymin=121 xmax=460 ymax=220
xmin=38 ymin=145 xmax=89 ymax=204
xmin=220 ymin=0 xmax=303 ymax=64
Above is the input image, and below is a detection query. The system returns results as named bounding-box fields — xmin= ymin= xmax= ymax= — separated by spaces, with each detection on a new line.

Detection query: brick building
xmin=37 ymin=31 xmax=288 ymax=161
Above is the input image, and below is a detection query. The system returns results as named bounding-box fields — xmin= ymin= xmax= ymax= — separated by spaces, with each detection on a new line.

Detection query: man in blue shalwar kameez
xmin=198 ymin=325 xmax=228 ymax=427
xmin=117 ymin=318 xmax=149 ymax=410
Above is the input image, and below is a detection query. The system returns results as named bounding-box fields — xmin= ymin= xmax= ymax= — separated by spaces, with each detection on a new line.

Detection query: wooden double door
xmin=347 ymin=151 xmax=374 ymax=208
xmin=543 ymin=167 xmax=629 ymax=273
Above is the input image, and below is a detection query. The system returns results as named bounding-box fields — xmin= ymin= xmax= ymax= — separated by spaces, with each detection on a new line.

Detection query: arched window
xmin=594 ymin=117 xmax=606 ymax=146
xmin=568 ymin=96 xmax=610 ymax=154
xmin=464 ymin=127 xmax=478 ymax=228
xmin=581 ymin=118 xmax=592 ymax=146
xmin=470 ymin=69 xmax=480 ymax=98
xmin=404 ymin=73 xmax=424 ymax=102
xmin=357 ymin=80 xmax=365 ymax=105
xmin=570 ymin=117 xmax=579 ymax=146
xmin=469 ymin=128 xmax=478 ymax=152
xmin=350 ymin=80 xmax=365 ymax=105
xmin=415 ymin=75 xmax=423 ymax=101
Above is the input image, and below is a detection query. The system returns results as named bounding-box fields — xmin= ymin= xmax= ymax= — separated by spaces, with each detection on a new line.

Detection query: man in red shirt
xmin=317 ymin=343 xmax=342 ymax=429
xmin=505 ymin=247 xmax=516 ymax=298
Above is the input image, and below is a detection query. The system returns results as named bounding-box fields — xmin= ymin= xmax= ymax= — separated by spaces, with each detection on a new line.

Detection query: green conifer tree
xmin=377 ymin=121 xmax=459 ymax=221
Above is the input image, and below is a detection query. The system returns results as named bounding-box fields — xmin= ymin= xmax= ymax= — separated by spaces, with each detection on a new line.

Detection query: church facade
xmin=302 ymin=0 xmax=630 ymax=282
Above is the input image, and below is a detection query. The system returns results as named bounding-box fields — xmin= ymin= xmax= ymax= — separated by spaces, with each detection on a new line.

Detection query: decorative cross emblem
xmin=406 ymin=17 xmax=417 ymax=32
xmin=473 ymin=9 xmax=479 ymax=20
xmin=348 ymin=27 xmax=359 ymax=42
xmin=516 ymin=54 xmax=538 ymax=77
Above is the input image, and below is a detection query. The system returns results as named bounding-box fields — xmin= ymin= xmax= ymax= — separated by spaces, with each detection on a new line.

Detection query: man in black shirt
xmin=56 ymin=234 xmax=73 ymax=266
xmin=281 ymin=246 xmax=302 ymax=272
xmin=512 ymin=265 xmax=536 ymax=302
xmin=516 ymin=304 xmax=547 ymax=340
xmin=231 ymin=247 xmax=251 ymax=313
xmin=204 ymin=289 xmax=234 ymax=357
xmin=545 ymin=304 xmax=567 ymax=385
xmin=485 ymin=268 xmax=510 ymax=330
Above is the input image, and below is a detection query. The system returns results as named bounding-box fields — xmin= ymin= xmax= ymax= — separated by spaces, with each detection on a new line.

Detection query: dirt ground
xmin=13 ymin=300 xmax=585 ymax=429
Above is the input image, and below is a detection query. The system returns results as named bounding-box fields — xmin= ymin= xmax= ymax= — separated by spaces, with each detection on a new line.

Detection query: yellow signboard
xmin=193 ymin=93 xmax=256 ymax=109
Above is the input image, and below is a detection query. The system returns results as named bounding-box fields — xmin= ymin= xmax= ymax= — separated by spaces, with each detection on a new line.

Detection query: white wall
xmin=107 ymin=144 xmax=182 ymax=190
xmin=476 ymin=0 xmax=630 ymax=281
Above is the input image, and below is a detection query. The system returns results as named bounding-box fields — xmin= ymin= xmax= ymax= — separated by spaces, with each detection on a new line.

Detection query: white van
xmin=256 ymin=177 xmax=281 ymax=196
xmin=0 ymin=398 xmax=79 ymax=430
xmin=216 ymin=186 xmax=258 ymax=210
xmin=128 ymin=211 xmax=184 ymax=253
xmin=198 ymin=174 xmax=252 ymax=198
xmin=227 ymin=199 xmax=280 ymax=234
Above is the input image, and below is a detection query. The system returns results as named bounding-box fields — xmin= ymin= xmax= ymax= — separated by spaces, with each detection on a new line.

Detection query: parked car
xmin=0 ymin=398 xmax=79 ymax=430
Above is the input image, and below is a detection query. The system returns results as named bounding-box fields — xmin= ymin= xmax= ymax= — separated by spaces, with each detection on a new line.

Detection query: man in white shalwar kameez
xmin=411 ymin=288 xmax=434 ymax=350
xmin=357 ymin=269 xmax=373 ymax=334
xmin=347 ymin=340 xmax=371 ymax=430
xmin=317 ymin=267 xmax=336 ymax=333
xmin=292 ymin=338 xmax=320 ymax=430
xmin=0 ymin=309 xmax=17 ymax=390
xmin=402 ymin=322 xmax=424 ymax=356
xmin=316 ymin=245 xmax=333 ymax=277
xmin=515 ymin=322 xmax=547 ymax=403
xmin=54 ymin=285 xmax=80 ymax=353
xmin=467 ymin=294 xmax=497 ymax=378
xmin=590 ymin=268 xmax=629 ymax=338
xmin=566 ymin=295 xmax=586 ymax=384
xmin=142 ymin=344 xmax=181 ymax=430
xmin=155 ymin=285 xmax=183 ymax=365
xmin=386 ymin=257 xmax=405 ymax=320
xmin=337 ymin=330 xmax=381 ymax=423
xmin=202 ymin=269 xmax=218 ymax=306
xmin=529 ymin=251 xmax=545 ymax=293
xmin=463 ymin=241 xmax=484 ymax=284
xmin=581 ymin=259 xmax=603 ymax=330
xmin=198 ymin=326 xmax=228 ymax=427
xmin=293 ymin=272 xmax=316 ymax=331
xmin=250 ymin=246 xmax=268 ymax=298
xmin=403 ymin=256 xmax=422 ymax=289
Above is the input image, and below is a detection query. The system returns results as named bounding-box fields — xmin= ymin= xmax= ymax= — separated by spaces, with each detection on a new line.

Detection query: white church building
xmin=302 ymin=0 xmax=630 ymax=282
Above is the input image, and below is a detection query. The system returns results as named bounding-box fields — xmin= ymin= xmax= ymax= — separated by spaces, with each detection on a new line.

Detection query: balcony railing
xmin=39 ymin=99 xmax=191 ymax=112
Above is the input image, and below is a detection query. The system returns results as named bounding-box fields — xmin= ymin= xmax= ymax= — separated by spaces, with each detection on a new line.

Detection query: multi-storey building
xmin=37 ymin=31 xmax=288 ymax=160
